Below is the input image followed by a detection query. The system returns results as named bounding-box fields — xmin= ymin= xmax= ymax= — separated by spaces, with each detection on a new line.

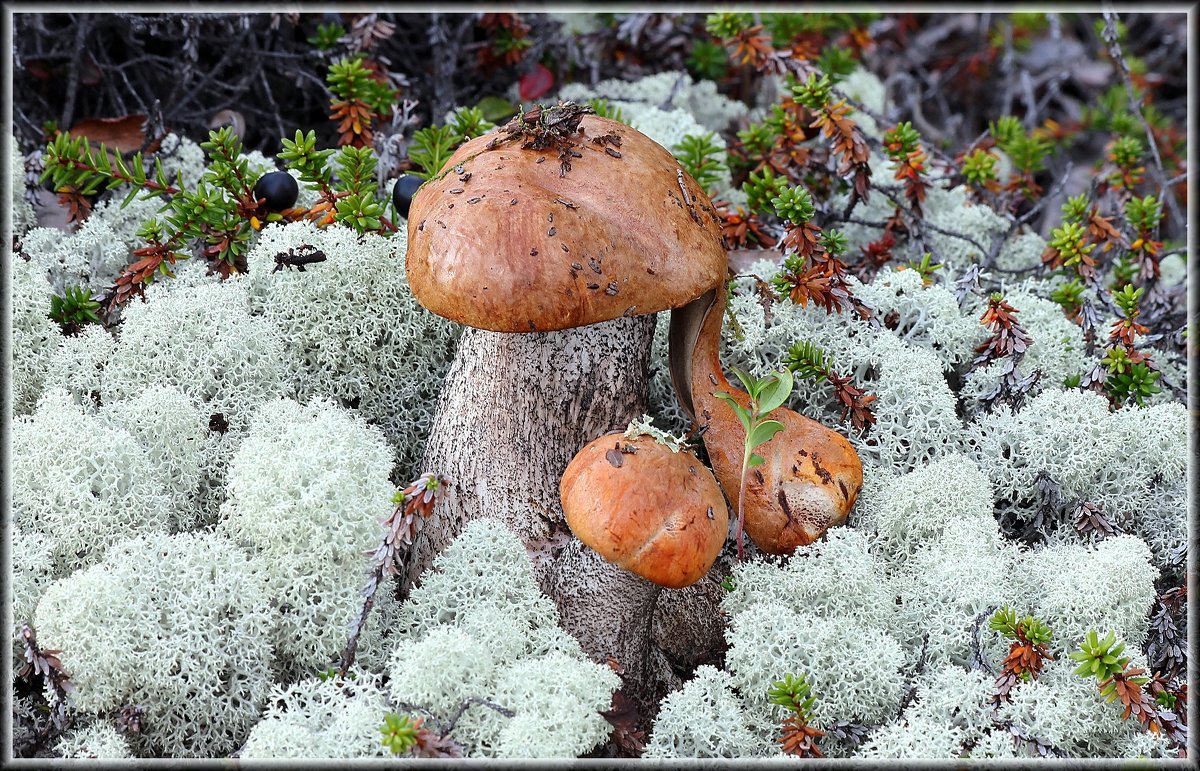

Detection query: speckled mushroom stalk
xmin=670 ymin=287 xmax=863 ymax=555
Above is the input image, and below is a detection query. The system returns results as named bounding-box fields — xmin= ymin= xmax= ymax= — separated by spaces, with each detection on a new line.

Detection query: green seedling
xmin=713 ymin=367 xmax=793 ymax=560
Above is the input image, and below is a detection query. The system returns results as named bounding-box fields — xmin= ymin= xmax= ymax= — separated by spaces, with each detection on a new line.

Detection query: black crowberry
xmin=391 ymin=174 xmax=423 ymax=219
xmin=253 ymin=171 xmax=299 ymax=212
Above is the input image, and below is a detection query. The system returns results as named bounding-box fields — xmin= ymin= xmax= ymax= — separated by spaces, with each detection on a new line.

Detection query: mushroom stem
xmin=667 ymin=288 xmax=749 ymax=558
xmin=669 ymin=286 xmax=864 ymax=555
xmin=402 ymin=316 xmax=680 ymax=709
xmin=668 ymin=287 xmax=735 ymax=422
xmin=547 ymin=540 xmax=670 ymax=694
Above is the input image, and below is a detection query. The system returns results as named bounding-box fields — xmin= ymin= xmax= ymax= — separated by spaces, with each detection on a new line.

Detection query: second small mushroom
xmin=669 ymin=286 xmax=863 ymax=555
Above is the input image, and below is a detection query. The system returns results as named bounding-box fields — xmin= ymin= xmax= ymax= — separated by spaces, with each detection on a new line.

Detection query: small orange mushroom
xmin=560 ymin=428 xmax=729 ymax=588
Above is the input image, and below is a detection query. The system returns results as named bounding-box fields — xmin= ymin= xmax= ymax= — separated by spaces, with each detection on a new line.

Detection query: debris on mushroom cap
xmin=404 ymin=112 xmax=727 ymax=333
xmin=560 ymin=432 xmax=729 ymax=589
xmin=678 ymin=288 xmax=863 ymax=555
xmin=623 ymin=414 xmax=690 ymax=453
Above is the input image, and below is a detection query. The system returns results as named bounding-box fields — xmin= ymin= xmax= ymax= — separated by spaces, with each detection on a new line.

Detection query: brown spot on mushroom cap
xmin=405 ymin=115 xmax=726 ymax=332
xmin=560 ymin=433 xmax=729 ymax=589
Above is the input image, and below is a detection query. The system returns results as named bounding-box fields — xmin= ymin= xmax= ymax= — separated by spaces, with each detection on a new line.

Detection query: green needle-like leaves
xmin=379 ymin=712 xmax=419 ymax=755
xmin=768 ymin=672 xmax=818 ymax=721
xmin=1070 ymin=629 xmax=1129 ymax=681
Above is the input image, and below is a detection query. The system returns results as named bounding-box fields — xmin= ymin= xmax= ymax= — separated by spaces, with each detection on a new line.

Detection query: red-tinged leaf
xmin=80 ymin=52 xmax=103 ymax=86
xmin=125 ymin=255 xmax=162 ymax=273
xmin=779 ymin=715 xmax=826 ymax=757
xmin=57 ymin=188 xmax=93 ymax=227
xmin=26 ymin=59 xmax=53 ymax=80
xmin=519 ymin=63 xmax=554 ymax=102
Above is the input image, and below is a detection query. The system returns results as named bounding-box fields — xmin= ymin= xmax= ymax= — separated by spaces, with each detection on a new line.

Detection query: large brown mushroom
xmin=401 ymin=102 xmax=729 ymax=709
xmin=670 ymin=286 xmax=863 ymax=555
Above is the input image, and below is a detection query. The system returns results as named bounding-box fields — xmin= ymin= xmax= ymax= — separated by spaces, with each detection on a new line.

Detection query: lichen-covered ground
xmin=7 ymin=11 xmax=1190 ymax=760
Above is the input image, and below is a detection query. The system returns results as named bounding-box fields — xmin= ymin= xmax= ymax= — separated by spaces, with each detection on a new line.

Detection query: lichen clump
xmin=242 ymin=220 xmax=459 ymax=479
xmin=387 ymin=519 xmax=620 ymax=758
xmin=218 ymin=396 xmax=395 ymax=676
xmin=33 ymin=531 xmax=275 ymax=758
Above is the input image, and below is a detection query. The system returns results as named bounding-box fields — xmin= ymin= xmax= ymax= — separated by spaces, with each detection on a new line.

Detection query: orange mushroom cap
xmin=560 ymin=431 xmax=730 ymax=589
xmin=405 ymin=108 xmax=727 ymax=332
xmin=705 ymin=390 xmax=862 ymax=554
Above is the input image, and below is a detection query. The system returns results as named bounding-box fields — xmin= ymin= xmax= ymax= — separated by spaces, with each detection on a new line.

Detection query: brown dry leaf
xmin=69 ymin=114 xmax=151 ymax=154
xmin=600 ymin=690 xmax=646 ymax=756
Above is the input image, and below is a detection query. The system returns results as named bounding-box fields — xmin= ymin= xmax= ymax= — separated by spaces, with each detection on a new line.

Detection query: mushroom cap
xmin=405 ymin=113 xmax=727 ymax=332
xmin=560 ymin=432 xmax=729 ymax=589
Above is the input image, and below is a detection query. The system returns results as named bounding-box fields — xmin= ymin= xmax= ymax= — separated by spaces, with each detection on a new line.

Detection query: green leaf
xmin=476 ymin=96 xmax=517 ymax=123
xmin=114 ymin=151 xmax=131 ymax=180
xmin=730 ymin=366 xmax=760 ymax=397
xmin=379 ymin=712 xmax=419 ymax=755
xmin=747 ymin=453 xmax=765 ymax=468
xmin=713 ymin=391 xmax=753 ymax=433
xmin=756 ymin=370 xmax=794 ymax=414
xmin=711 ymin=391 xmax=736 ymax=405
xmin=747 ymin=419 xmax=785 ymax=450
